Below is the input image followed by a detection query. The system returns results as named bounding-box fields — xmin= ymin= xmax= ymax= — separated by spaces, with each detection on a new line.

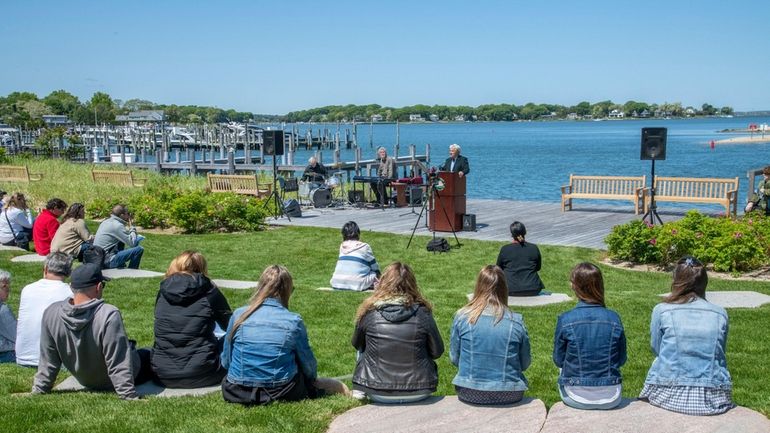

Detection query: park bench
xmin=91 ymin=169 xmax=147 ymax=187
xmin=0 ymin=165 xmax=43 ymax=182
xmin=651 ymin=176 xmax=739 ymax=217
xmin=207 ymin=173 xmax=272 ymax=198
xmin=561 ymin=174 xmax=646 ymax=214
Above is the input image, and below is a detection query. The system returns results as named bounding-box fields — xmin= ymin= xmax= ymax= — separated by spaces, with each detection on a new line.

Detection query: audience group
xmin=0 ymin=204 xmax=736 ymax=417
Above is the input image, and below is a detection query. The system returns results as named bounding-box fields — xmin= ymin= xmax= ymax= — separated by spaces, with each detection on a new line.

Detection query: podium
xmin=429 ymin=171 xmax=466 ymax=232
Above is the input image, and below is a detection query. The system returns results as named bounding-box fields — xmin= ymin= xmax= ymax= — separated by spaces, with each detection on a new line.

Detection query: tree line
xmin=0 ymin=90 xmax=280 ymax=128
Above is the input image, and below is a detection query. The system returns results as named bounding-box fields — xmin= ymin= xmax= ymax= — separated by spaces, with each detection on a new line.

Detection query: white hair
xmin=0 ymin=270 xmax=10 ymax=284
xmin=449 ymin=143 xmax=461 ymax=153
xmin=308 ymin=156 xmax=317 ymax=163
xmin=377 ymin=146 xmax=387 ymax=153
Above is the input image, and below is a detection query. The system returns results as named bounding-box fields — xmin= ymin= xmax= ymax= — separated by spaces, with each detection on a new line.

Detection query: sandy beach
xmin=715 ymin=135 xmax=770 ymax=144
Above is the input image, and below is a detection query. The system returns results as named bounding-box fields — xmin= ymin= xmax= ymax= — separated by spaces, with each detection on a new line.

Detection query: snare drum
xmin=325 ymin=176 xmax=340 ymax=189
xmin=310 ymin=187 xmax=332 ymax=208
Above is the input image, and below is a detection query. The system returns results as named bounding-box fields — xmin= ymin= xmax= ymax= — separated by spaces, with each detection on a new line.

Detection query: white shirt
xmin=15 ymin=278 xmax=72 ymax=366
xmin=563 ymin=384 xmax=622 ymax=405
xmin=0 ymin=208 xmax=34 ymax=244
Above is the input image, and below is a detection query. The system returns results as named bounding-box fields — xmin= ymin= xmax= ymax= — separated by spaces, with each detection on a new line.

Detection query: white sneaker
xmin=352 ymin=390 xmax=367 ymax=401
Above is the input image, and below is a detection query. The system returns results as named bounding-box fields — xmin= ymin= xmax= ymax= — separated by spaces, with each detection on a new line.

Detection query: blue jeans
xmin=0 ymin=351 xmax=16 ymax=363
xmin=108 ymin=245 xmax=144 ymax=269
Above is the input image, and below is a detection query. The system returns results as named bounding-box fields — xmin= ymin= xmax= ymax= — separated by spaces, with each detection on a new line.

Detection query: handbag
xmin=3 ymin=209 xmax=30 ymax=250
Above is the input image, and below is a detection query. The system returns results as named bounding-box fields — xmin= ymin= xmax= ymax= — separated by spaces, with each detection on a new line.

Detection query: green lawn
xmin=1 ymin=226 xmax=768 ymax=432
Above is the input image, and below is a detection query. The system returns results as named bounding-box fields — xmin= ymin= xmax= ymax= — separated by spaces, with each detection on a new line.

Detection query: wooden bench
xmin=0 ymin=165 xmax=43 ymax=182
xmin=207 ymin=174 xmax=272 ymax=198
xmin=651 ymin=176 xmax=739 ymax=216
xmin=91 ymin=169 xmax=147 ymax=187
xmin=561 ymin=174 xmax=646 ymax=214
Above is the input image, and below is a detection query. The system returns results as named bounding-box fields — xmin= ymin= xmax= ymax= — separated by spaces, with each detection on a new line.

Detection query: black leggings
xmin=222 ymin=374 xmax=322 ymax=406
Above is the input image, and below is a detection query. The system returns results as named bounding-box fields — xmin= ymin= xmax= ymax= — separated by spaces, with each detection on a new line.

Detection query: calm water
xmin=284 ymin=117 xmax=770 ymax=207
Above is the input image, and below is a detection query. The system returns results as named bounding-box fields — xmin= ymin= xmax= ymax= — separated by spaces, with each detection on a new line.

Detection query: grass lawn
xmin=0 ymin=226 xmax=768 ymax=432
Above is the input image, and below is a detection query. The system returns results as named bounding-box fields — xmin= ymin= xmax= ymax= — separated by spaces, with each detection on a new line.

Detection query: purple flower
xmin=644 ymin=221 xmax=654 ymax=228
xmin=649 ymin=238 xmax=657 ymax=245
xmin=734 ymin=232 xmax=743 ymax=239
xmin=671 ymin=229 xmax=678 ymax=235
xmin=696 ymin=232 xmax=704 ymax=238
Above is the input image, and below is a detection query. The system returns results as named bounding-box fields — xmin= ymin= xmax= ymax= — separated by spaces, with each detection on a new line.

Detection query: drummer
xmin=302 ymin=156 xmax=327 ymax=187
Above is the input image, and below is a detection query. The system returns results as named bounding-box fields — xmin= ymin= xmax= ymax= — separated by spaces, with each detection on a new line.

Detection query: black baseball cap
xmin=71 ymin=263 xmax=111 ymax=290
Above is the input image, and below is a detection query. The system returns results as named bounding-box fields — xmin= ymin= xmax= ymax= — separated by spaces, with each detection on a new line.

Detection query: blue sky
xmin=2 ymin=1 xmax=769 ymax=114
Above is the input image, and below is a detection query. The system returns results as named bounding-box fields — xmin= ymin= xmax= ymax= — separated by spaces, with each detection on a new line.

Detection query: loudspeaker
xmin=407 ymin=186 xmax=423 ymax=205
xmin=348 ymin=190 xmax=365 ymax=204
xmin=263 ymin=130 xmax=284 ymax=156
xmin=640 ymin=127 xmax=667 ymax=160
xmin=283 ymin=199 xmax=301 ymax=217
xmin=462 ymin=214 xmax=476 ymax=231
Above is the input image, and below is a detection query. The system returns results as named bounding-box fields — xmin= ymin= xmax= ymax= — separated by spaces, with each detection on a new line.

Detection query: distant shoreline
xmin=714 ymin=135 xmax=770 ymax=145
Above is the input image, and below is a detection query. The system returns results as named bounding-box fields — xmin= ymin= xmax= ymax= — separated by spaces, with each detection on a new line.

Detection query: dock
xmin=268 ymin=199 xmax=701 ymax=250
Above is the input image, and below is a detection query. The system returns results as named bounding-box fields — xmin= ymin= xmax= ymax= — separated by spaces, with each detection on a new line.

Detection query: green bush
xmin=606 ymin=211 xmax=770 ymax=273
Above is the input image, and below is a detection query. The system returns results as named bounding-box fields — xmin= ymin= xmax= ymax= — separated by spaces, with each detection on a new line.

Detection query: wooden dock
xmin=268 ymin=198 xmax=702 ymax=250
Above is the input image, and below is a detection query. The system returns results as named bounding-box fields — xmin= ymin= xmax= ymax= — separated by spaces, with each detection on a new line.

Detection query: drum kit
xmin=300 ymin=172 xmax=345 ymax=208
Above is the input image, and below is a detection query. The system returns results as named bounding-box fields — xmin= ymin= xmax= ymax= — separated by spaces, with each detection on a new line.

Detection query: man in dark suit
xmin=439 ymin=143 xmax=470 ymax=178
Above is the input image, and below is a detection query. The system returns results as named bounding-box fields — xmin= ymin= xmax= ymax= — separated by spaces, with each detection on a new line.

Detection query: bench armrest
xmin=560 ymin=184 xmax=572 ymax=194
xmin=29 ymin=172 xmax=43 ymax=181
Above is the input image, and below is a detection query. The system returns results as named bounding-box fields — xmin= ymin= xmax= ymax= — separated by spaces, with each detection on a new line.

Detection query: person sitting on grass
xmin=32 ymin=198 xmax=67 ymax=256
xmin=330 ymin=221 xmax=380 ymax=291
xmin=639 ymin=256 xmax=735 ymax=416
xmin=15 ymin=252 xmax=74 ymax=367
xmin=51 ymin=203 xmax=93 ymax=262
xmin=221 ymin=265 xmax=349 ymax=405
xmin=94 ymin=205 xmax=144 ymax=269
xmin=32 ymin=263 xmax=152 ymax=400
xmin=352 ymin=262 xmax=444 ymax=404
xmin=496 ymin=221 xmax=544 ymax=297
xmin=0 ymin=193 xmax=35 ymax=251
xmin=152 ymin=251 xmax=232 ymax=388
xmin=0 ymin=270 xmax=17 ymax=363
xmin=553 ymin=262 xmax=627 ymax=410
xmin=450 ymin=265 xmax=531 ymax=405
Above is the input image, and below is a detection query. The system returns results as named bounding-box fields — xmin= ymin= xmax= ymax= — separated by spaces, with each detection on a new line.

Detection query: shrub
xmin=605 ymin=220 xmax=661 ymax=263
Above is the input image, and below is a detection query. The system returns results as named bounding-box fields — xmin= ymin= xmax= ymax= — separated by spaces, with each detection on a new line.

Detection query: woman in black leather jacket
xmin=351 ymin=262 xmax=444 ymax=403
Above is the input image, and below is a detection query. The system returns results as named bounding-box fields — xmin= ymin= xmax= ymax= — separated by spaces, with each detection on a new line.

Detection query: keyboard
xmin=353 ymin=176 xmax=395 ymax=183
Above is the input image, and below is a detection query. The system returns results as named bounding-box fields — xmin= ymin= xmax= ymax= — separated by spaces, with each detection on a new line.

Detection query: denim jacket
xmin=450 ymin=309 xmax=531 ymax=391
xmin=222 ymin=298 xmax=317 ymax=388
xmin=553 ymin=301 xmax=627 ymax=386
xmin=644 ymin=298 xmax=731 ymax=388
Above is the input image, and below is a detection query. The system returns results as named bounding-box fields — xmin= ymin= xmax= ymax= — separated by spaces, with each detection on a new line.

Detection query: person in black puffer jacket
xmin=352 ymin=262 xmax=444 ymax=404
xmin=152 ymin=251 xmax=232 ymax=388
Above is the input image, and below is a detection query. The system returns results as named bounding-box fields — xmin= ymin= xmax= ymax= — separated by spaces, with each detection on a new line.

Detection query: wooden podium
xmin=429 ymin=171 xmax=466 ymax=232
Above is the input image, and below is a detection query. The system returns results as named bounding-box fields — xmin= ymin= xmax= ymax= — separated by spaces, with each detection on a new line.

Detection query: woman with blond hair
xmin=0 ymin=193 xmax=35 ymax=251
xmin=222 ymin=265 xmax=348 ymax=405
xmin=152 ymin=251 xmax=232 ymax=388
xmin=352 ymin=262 xmax=444 ymax=403
xmin=450 ymin=265 xmax=531 ymax=405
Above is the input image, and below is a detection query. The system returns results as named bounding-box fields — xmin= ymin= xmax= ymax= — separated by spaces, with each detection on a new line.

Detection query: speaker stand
xmin=642 ymin=158 xmax=663 ymax=225
xmin=262 ymin=155 xmax=290 ymax=221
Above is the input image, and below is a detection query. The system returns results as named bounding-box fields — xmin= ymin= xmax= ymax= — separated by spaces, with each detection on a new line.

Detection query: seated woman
xmin=222 ymin=265 xmax=349 ymax=405
xmin=152 ymin=251 xmax=232 ymax=388
xmin=450 ymin=265 xmax=531 ymax=405
xmin=554 ymin=263 xmax=626 ymax=410
xmin=0 ymin=193 xmax=35 ymax=251
xmin=496 ymin=221 xmax=544 ymax=296
xmin=639 ymin=256 xmax=734 ymax=416
xmin=330 ymin=221 xmax=380 ymax=291
xmin=50 ymin=203 xmax=93 ymax=262
xmin=352 ymin=262 xmax=444 ymax=404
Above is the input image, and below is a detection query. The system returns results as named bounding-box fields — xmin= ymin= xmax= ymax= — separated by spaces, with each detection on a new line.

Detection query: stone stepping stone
xmin=0 ymin=245 xmax=25 ymax=252
xmin=467 ymin=292 xmax=572 ymax=307
xmin=212 ymin=279 xmax=258 ymax=290
xmin=10 ymin=254 xmax=46 ymax=263
xmin=541 ymin=399 xmax=770 ymax=433
xmin=657 ymin=291 xmax=770 ymax=309
xmin=101 ymin=269 xmax=164 ymax=279
xmin=55 ymin=376 xmax=220 ymax=398
xmin=327 ymin=396 xmax=546 ymax=433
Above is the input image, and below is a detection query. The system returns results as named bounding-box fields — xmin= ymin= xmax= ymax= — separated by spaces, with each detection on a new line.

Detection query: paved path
xmin=269 ymin=199 xmax=699 ymax=249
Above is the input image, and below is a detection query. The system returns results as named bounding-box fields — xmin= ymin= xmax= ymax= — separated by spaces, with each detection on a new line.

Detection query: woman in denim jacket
xmin=553 ymin=263 xmax=626 ymax=410
xmin=640 ymin=256 xmax=734 ymax=415
xmin=221 ymin=265 xmax=349 ymax=405
xmin=450 ymin=265 xmax=531 ymax=405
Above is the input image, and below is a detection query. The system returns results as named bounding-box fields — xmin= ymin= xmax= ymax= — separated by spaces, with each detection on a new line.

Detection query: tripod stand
xmin=406 ymin=177 xmax=461 ymax=249
xmin=642 ymin=158 xmax=663 ymax=225
xmin=262 ymin=155 xmax=290 ymax=221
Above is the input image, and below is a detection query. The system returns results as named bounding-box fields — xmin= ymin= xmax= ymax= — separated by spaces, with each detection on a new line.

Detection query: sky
xmin=2 ymin=0 xmax=769 ymax=114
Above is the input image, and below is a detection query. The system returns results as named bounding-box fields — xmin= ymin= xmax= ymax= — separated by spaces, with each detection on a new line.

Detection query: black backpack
xmin=426 ymin=238 xmax=450 ymax=253
xmin=82 ymin=244 xmax=107 ymax=268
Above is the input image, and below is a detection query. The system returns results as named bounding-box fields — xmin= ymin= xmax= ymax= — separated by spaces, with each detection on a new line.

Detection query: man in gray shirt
xmin=32 ymin=264 xmax=150 ymax=400
xmin=93 ymin=205 xmax=144 ymax=269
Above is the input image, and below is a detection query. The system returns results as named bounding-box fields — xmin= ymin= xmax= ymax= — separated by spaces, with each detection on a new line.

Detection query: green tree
xmin=122 ymin=98 xmax=155 ymax=112
xmin=701 ymin=103 xmax=717 ymax=116
xmin=43 ymin=90 xmax=82 ymax=117
xmin=87 ymin=92 xmax=117 ymax=124
xmin=720 ymin=106 xmax=734 ymax=116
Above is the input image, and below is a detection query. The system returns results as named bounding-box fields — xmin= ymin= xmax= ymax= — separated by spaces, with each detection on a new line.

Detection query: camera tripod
xmin=406 ymin=176 xmax=462 ymax=249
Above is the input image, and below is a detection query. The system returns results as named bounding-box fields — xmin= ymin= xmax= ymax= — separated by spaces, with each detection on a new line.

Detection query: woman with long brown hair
xmin=450 ymin=265 xmax=531 ymax=405
xmin=152 ymin=251 xmax=232 ymax=388
xmin=351 ymin=262 xmax=444 ymax=403
xmin=222 ymin=265 xmax=348 ymax=405
xmin=51 ymin=203 xmax=93 ymax=261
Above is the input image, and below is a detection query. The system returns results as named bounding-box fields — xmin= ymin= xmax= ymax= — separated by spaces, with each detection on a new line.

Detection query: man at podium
xmin=439 ymin=143 xmax=470 ymax=178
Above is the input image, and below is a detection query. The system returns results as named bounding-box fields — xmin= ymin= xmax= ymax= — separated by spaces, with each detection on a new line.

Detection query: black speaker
xmin=640 ymin=127 xmax=667 ymax=160
xmin=263 ymin=130 xmax=284 ymax=156
xmin=283 ymin=199 xmax=301 ymax=217
xmin=462 ymin=214 xmax=476 ymax=231
xmin=407 ymin=186 xmax=423 ymax=205
xmin=348 ymin=190 xmax=365 ymax=204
